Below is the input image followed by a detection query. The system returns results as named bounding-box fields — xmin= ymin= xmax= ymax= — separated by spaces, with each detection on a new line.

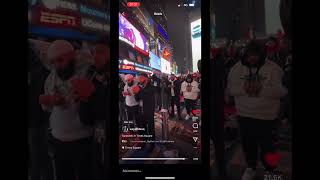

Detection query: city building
xmin=119 ymin=0 xmax=176 ymax=75
xmin=212 ymin=0 xmax=283 ymax=40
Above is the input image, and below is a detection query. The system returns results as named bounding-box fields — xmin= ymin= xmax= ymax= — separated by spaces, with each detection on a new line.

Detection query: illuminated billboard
xmin=149 ymin=52 xmax=161 ymax=71
xmin=191 ymin=19 xmax=201 ymax=73
xmin=119 ymin=13 xmax=149 ymax=55
xmin=161 ymin=58 xmax=171 ymax=74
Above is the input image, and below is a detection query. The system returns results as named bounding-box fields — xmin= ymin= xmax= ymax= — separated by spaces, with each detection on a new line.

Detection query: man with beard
xmin=181 ymin=74 xmax=200 ymax=120
xmin=39 ymin=40 xmax=94 ymax=180
xmin=122 ymin=74 xmax=140 ymax=127
xmin=168 ymin=74 xmax=182 ymax=120
xmin=135 ymin=73 xmax=156 ymax=151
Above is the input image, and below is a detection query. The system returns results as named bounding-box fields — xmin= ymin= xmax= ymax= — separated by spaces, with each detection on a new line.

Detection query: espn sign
xmin=121 ymin=65 xmax=135 ymax=70
xmin=39 ymin=11 xmax=79 ymax=28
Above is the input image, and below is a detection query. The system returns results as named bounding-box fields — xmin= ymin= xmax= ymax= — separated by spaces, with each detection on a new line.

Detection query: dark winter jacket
xmin=28 ymin=48 xmax=50 ymax=128
xmin=135 ymin=82 xmax=156 ymax=122
xmin=79 ymin=65 xmax=109 ymax=128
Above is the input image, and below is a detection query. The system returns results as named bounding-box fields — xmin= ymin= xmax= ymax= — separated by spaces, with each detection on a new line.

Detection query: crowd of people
xmin=28 ymin=35 xmax=292 ymax=180
xmin=119 ymin=71 xmax=201 ymax=151
xmin=29 ymin=40 xmax=110 ymax=180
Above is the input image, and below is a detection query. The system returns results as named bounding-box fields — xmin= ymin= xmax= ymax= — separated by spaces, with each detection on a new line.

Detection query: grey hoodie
xmin=227 ymin=60 xmax=287 ymax=120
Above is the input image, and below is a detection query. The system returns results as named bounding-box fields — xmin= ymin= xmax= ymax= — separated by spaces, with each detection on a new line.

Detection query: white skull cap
xmin=47 ymin=40 xmax=74 ymax=62
xmin=124 ymin=74 xmax=134 ymax=82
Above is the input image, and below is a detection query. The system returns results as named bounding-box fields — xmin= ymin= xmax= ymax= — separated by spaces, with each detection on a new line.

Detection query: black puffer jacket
xmin=79 ymin=65 xmax=109 ymax=128
xmin=28 ymin=47 xmax=50 ymax=128
xmin=135 ymin=82 xmax=156 ymax=121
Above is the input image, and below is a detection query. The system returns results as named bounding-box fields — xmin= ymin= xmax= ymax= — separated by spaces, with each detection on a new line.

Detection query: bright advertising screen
xmin=119 ymin=13 xmax=149 ymax=54
xmin=265 ymin=0 xmax=283 ymax=35
xmin=161 ymin=58 xmax=171 ymax=74
xmin=149 ymin=52 xmax=161 ymax=70
xmin=191 ymin=19 xmax=201 ymax=73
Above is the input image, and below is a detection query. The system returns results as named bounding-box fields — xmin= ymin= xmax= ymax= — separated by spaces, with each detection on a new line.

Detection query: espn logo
xmin=40 ymin=11 xmax=76 ymax=26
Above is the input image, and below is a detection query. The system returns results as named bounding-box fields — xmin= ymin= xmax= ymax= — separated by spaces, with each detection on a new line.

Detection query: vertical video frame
xmin=119 ymin=0 xmax=202 ymax=164
xmin=28 ymin=0 xmax=110 ymax=180
xmin=210 ymin=0 xmax=292 ymax=179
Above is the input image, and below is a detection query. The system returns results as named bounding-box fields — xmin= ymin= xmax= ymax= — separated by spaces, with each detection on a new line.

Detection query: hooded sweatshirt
xmin=181 ymin=80 xmax=200 ymax=100
xmin=227 ymin=60 xmax=287 ymax=120
xmin=43 ymin=64 xmax=93 ymax=142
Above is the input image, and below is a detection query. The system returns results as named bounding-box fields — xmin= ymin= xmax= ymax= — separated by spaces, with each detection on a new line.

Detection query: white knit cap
xmin=47 ymin=40 xmax=74 ymax=62
xmin=124 ymin=74 xmax=134 ymax=82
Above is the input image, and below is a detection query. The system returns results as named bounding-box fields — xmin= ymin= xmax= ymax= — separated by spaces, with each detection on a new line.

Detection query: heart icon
xmin=264 ymin=152 xmax=281 ymax=167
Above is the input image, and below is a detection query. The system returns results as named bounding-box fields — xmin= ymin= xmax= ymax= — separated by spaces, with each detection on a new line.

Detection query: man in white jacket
xmin=39 ymin=40 xmax=94 ymax=180
xmin=122 ymin=74 xmax=140 ymax=126
xmin=181 ymin=74 xmax=200 ymax=120
xmin=227 ymin=41 xmax=287 ymax=180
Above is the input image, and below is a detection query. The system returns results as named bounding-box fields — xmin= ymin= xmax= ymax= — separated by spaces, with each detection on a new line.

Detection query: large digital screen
xmin=157 ymin=24 xmax=169 ymax=41
xmin=119 ymin=13 xmax=149 ymax=54
xmin=161 ymin=58 xmax=171 ymax=74
xmin=149 ymin=52 xmax=161 ymax=70
xmin=265 ymin=0 xmax=283 ymax=35
xmin=191 ymin=19 xmax=201 ymax=73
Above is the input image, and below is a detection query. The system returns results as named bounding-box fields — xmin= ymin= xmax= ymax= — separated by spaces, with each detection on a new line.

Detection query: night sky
xmin=163 ymin=0 xmax=200 ymax=73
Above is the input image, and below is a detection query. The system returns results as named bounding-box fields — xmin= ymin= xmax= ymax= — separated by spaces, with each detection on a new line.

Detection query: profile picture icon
xmin=122 ymin=126 xmax=129 ymax=133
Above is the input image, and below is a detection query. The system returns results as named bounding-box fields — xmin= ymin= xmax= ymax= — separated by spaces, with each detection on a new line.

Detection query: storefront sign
xmin=41 ymin=0 xmax=78 ymax=11
xmin=135 ymin=67 xmax=152 ymax=73
xmin=79 ymin=4 xmax=109 ymax=21
xmin=39 ymin=11 xmax=79 ymax=28
xmin=122 ymin=64 xmax=135 ymax=70
xmin=119 ymin=59 xmax=152 ymax=73
xmin=123 ymin=59 xmax=135 ymax=65
xmin=135 ymin=63 xmax=152 ymax=71
xmin=81 ymin=18 xmax=109 ymax=33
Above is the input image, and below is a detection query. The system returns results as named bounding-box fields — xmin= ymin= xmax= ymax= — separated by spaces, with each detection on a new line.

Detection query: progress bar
xmin=145 ymin=177 xmax=175 ymax=180
xmin=122 ymin=158 xmax=186 ymax=161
